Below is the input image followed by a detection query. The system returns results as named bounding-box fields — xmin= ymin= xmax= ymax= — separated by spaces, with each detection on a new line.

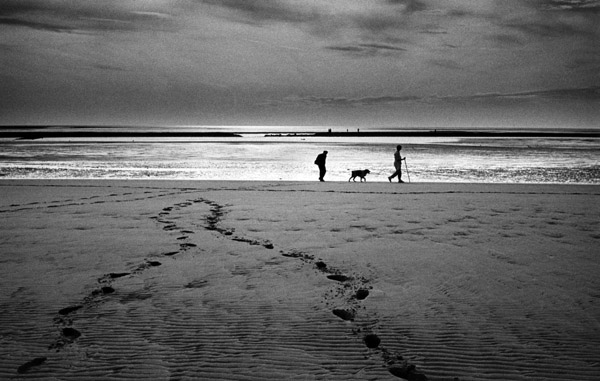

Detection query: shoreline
xmin=0 ymin=131 xmax=243 ymax=140
xmin=2 ymin=178 xmax=600 ymax=190
xmin=1 ymin=125 xmax=598 ymax=140
xmin=283 ymin=130 xmax=600 ymax=138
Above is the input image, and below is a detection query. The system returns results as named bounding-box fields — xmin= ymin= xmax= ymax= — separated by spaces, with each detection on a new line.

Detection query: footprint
xmin=388 ymin=363 xmax=428 ymax=380
xmin=108 ymin=272 xmax=130 ymax=279
xmin=332 ymin=308 xmax=356 ymax=321
xmin=98 ymin=272 xmax=130 ymax=283
xmin=62 ymin=327 xmax=81 ymax=340
xmin=50 ymin=327 xmax=82 ymax=350
xmin=17 ymin=357 xmax=47 ymax=374
xmin=91 ymin=286 xmax=115 ymax=296
xmin=58 ymin=305 xmax=82 ymax=316
xmin=185 ymin=280 xmax=208 ymax=289
xmin=364 ymin=334 xmax=381 ymax=348
xmin=327 ymin=274 xmax=351 ymax=282
xmin=355 ymin=289 xmax=370 ymax=300
xmin=281 ymin=250 xmax=314 ymax=261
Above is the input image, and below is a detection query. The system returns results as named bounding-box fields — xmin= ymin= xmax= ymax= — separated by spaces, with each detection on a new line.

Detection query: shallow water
xmin=1 ymin=133 xmax=599 ymax=183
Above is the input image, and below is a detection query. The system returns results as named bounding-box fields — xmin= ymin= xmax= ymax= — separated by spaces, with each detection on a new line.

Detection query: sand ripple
xmin=1 ymin=182 xmax=599 ymax=380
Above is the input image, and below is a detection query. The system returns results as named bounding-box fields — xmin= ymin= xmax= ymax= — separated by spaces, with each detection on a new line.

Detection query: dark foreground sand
xmin=1 ymin=180 xmax=599 ymax=380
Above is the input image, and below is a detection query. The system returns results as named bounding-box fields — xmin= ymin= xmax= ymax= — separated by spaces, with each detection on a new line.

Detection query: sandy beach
xmin=1 ymin=180 xmax=599 ymax=380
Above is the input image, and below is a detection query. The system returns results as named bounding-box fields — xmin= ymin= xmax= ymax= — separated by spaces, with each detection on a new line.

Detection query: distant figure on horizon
xmin=388 ymin=145 xmax=405 ymax=183
xmin=314 ymin=151 xmax=328 ymax=182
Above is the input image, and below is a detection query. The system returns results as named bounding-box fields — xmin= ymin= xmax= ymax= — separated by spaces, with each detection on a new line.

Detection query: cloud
xmin=543 ymin=0 xmax=600 ymax=12
xmin=3 ymin=0 xmax=597 ymax=40
xmin=0 ymin=17 xmax=74 ymax=33
xmin=489 ymin=0 xmax=600 ymax=39
xmin=502 ymin=17 xmax=596 ymax=39
xmin=196 ymin=0 xmax=600 ymax=60
xmin=446 ymin=86 xmax=600 ymax=102
xmin=197 ymin=0 xmax=314 ymax=23
xmin=262 ymin=95 xmax=418 ymax=109
xmin=326 ymin=43 xmax=407 ymax=56
xmin=0 ymin=0 xmax=174 ymax=33
xmin=197 ymin=0 xmax=428 ymax=36
xmin=268 ymin=86 xmax=600 ymax=108
xmin=195 ymin=0 xmax=432 ymax=61
xmin=415 ymin=1 xmax=600 ymax=40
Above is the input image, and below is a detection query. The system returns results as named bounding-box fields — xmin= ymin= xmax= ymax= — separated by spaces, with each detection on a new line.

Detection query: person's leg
xmin=389 ymin=163 xmax=402 ymax=182
xmin=388 ymin=170 xmax=397 ymax=181
xmin=396 ymin=162 xmax=403 ymax=182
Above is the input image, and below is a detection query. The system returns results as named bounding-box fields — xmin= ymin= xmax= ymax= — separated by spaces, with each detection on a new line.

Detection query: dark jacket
xmin=314 ymin=153 xmax=327 ymax=166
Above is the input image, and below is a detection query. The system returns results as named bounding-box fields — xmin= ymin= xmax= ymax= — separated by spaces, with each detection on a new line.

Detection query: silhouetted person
xmin=388 ymin=145 xmax=405 ymax=183
xmin=314 ymin=150 xmax=328 ymax=182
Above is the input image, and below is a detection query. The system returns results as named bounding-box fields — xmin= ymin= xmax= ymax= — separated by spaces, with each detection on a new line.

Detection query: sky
xmin=0 ymin=0 xmax=599 ymax=129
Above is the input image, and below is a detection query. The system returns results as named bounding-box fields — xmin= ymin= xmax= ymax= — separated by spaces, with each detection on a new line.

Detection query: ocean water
xmin=1 ymin=132 xmax=599 ymax=184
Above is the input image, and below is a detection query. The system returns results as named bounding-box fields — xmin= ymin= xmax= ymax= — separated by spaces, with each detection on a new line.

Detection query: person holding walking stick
xmin=388 ymin=145 xmax=406 ymax=183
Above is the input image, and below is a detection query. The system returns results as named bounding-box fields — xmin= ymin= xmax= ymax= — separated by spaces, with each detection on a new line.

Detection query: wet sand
xmin=1 ymin=180 xmax=599 ymax=380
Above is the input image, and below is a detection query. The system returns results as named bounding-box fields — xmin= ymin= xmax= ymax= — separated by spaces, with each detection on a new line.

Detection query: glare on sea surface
xmin=0 ymin=135 xmax=598 ymax=183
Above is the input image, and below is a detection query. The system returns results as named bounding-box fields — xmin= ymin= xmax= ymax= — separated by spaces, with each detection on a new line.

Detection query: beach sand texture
xmin=1 ymin=180 xmax=599 ymax=380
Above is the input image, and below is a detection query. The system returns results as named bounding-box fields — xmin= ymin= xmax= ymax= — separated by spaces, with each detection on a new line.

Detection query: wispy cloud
xmin=197 ymin=0 xmax=314 ymax=24
xmin=543 ymin=0 xmax=600 ymax=12
xmin=0 ymin=17 xmax=74 ymax=33
xmin=267 ymin=86 xmax=600 ymax=108
xmin=197 ymin=0 xmax=428 ymax=37
xmin=195 ymin=0 xmax=600 ymax=60
xmin=3 ymin=0 xmax=596 ymax=45
xmin=492 ymin=0 xmax=600 ymax=39
xmin=0 ymin=0 xmax=174 ymax=33
xmin=326 ymin=43 xmax=406 ymax=56
xmin=444 ymin=86 xmax=600 ymax=103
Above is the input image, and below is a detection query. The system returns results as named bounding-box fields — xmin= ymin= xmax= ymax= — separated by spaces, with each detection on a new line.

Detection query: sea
xmin=1 ymin=126 xmax=599 ymax=184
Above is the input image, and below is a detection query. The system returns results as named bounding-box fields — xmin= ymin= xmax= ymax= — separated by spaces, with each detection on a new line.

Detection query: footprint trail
xmin=17 ymin=190 xmax=429 ymax=379
xmin=201 ymin=197 xmax=429 ymax=380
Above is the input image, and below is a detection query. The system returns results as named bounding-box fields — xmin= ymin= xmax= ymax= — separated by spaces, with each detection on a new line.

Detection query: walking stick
xmin=404 ymin=158 xmax=411 ymax=183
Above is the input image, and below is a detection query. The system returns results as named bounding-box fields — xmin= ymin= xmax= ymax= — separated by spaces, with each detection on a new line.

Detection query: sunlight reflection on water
xmin=1 ymin=136 xmax=599 ymax=183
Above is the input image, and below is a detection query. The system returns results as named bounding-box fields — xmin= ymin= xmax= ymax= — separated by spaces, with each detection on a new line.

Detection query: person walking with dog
xmin=388 ymin=145 xmax=405 ymax=183
xmin=314 ymin=150 xmax=328 ymax=182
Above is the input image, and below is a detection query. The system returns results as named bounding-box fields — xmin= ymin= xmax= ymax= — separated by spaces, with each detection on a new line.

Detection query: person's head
xmin=396 ymin=145 xmax=402 ymax=151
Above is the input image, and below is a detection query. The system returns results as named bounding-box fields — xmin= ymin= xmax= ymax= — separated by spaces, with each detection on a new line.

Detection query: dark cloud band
xmin=273 ymin=86 xmax=600 ymax=108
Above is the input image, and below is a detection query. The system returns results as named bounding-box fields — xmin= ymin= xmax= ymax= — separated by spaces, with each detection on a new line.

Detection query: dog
xmin=349 ymin=169 xmax=371 ymax=182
